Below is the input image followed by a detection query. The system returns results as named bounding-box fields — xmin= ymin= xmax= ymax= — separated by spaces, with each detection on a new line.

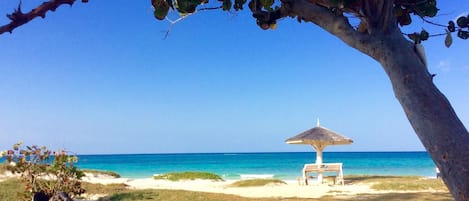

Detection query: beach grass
xmin=346 ymin=175 xmax=448 ymax=191
xmin=230 ymin=179 xmax=287 ymax=187
xmin=0 ymin=176 xmax=452 ymax=201
xmin=153 ymin=171 xmax=223 ymax=181
xmin=97 ymin=189 xmax=452 ymax=201
xmin=97 ymin=189 xmax=281 ymax=201
xmin=0 ymin=178 xmax=24 ymax=201
xmin=82 ymin=182 xmax=130 ymax=195
xmin=82 ymin=169 xmax=121 ymax=178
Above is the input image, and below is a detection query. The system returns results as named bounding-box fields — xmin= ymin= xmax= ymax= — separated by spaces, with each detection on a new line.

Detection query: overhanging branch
xmin=0 ymin=0 xmax=88 ymax=35
xmin=279 ymin=0 xmax=376 ymax=56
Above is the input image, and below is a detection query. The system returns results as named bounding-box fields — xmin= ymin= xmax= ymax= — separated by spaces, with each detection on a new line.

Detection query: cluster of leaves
xmin=1 ymin=142 xmax=85 ymax=201
xmin=448 ymin=15 xmax=469 ymax=39
xmin=395 ymin=0 xmax=438 ymax=26
xmin=151 ymin=0 xmax=467 ymax=44
xmin=407 ymin=15 xmax=469 ymax=47
xmin=151 ymin=0 xmax=281 ymax=30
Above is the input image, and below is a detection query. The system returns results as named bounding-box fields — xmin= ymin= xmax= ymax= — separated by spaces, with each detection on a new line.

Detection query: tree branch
xmin=361 ymin=1 xmax=395 ymax=34
xmin=0 ymin=0 xmax=87 ymax=35
xmin=279 ymin=0 xmax=376 ymax=57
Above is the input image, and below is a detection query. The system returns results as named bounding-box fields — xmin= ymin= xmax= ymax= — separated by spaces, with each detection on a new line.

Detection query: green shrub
xmin=153 ymin=171 xmax=223 ymax=181
xmin=82 ymin=169 xmax=121 ymax=178
xmin=1 ymin=142 xmax=85 ymax=201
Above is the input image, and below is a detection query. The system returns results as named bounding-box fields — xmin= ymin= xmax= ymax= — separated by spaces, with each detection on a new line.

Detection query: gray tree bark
xmin=282 ymin=0 xmax=469 ymax=200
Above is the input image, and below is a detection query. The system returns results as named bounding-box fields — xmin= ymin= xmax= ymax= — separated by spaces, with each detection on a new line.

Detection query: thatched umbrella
xmin=285 ymin=119 xmax=353 ymax=165
xmin=285 ymin=120 xmax=353 ymax=184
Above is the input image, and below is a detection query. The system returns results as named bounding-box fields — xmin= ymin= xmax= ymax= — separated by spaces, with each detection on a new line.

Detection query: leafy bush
xmin=229 ymin=179 xmax=286 ymax=187
xmin=82 ymin=169 xmax=121 ymax=178
xmin=1 ymin=142 xmax=85 ymax=201
xmin=153 ymin=172 xmax=223 ymax=181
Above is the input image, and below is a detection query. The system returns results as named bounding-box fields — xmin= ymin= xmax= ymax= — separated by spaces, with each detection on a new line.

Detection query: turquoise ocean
xmin=74 ymin=152 xmax=437 ymax=180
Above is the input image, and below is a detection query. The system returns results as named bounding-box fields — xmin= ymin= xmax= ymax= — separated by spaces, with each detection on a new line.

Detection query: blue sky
xmin=0 ymin=1 xmax=468 ymax=154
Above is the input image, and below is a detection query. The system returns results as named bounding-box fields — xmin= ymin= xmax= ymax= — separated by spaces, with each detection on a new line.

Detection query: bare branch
xmin=0 ymin=0 xmax=88 ymax=35
xmin=420 ymin=17 xmax=448 ymax=28
xmin=198 ymin=6 xmax=222 ymax=11
xmin=163 ymin=13 xmax=194 ymax=39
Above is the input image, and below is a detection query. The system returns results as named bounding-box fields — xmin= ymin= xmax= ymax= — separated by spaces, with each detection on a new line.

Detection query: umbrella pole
xmin=314 ymin=144 xmax=325 ymax=184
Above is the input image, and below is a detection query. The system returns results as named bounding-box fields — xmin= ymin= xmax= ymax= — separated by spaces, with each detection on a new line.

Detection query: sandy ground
xmin=3 ymin=172 xmax=431 ymax=200
xmin=80 ymin=174 xmax=375 ymax=199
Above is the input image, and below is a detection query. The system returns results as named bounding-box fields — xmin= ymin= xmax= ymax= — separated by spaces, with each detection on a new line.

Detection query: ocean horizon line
xmin=77 ymin=150 xmax=429 ymax=156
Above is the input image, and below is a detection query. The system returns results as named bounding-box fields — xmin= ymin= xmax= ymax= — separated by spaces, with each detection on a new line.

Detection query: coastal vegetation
xmin=82 ymin=169 xmax=121 ymax=178
xmin=153 ymin=171 xmax=224 ymax=181
xmin=96 ymin=191 xmax=452 ymax=201
xmin=347 ymin=175 xmax=448 ymax=191
xmin=81 ymin=182 xmax=130 ymax=195
xmin=0 ymin=179 xmax=24 ymax=201
xmin=1 ymin=142 xmax=85 ymax=200
xmin=230 ymin=179 xmax=287 ymax=187
xmin=0 ymin=175 xmax=452 ymax=201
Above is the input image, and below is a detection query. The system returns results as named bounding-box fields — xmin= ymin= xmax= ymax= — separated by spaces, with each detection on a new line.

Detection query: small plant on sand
xmin=230 ymin=179 xmax=286 ymax=187
xmin=1 ymin=142 xmax=85 ymax=201
xmin=153 ymin=171 xmax=223 ymax=181
xmin=82 ymin=169 xmax=121 ymax=178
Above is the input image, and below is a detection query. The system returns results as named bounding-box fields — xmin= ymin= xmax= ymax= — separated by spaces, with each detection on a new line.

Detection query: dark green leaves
xmin=259 ymin=0 xmax=274 ymax=11
xmin=222 ymin=0 xmax=232 ymax=11
xmin=447 ymin=15 xmax=469 ymax=40
xmin=234 ymin=0 xmax=247 ymax=10
xmin=457 ymin=30 xmax=469 ymax=40
xmin=414 ymin=0 xmax=438 ymax=17
xmin=395 ymin=0 xmax=439 ymax=27
xmin=448 ymin=21 xmax=456 ymax=32
xmin=456 ymin=16 xmax=467 ymax=28
xmin=152 ymin=0 xmax=170 ymax=20
xmin=420 ymin=30 xmax=429 ymax=41
xmin=176 ymin=0 xmax=202 ymax=14
xmin=408 ymin=29 xmax=430 ymax=44
xmin=152 ymin=0 xmax=211 ymax=20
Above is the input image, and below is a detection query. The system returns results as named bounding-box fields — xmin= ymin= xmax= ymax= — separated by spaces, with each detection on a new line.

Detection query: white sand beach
xmin=81 ymin=174 xmax=374 ymax=199
xmin=1 ymin=171 xmax=447 ymax=200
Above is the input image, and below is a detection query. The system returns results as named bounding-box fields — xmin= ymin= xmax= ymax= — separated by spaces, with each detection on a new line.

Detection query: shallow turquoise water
xmin=74 ymin=152 xmax=436 ymax=179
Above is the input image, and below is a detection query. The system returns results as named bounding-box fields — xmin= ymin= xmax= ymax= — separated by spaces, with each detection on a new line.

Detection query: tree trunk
xmin=282 ymin=0 xmax=469 ymax=198
xmin=373 ymin=30 xmax=469 ymax=201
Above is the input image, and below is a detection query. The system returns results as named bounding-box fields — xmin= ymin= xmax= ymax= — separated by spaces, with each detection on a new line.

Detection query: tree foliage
xmin=1 ymin=142 xmax=85 ymax=201
xmin=148 ymin=0 xmax=469 ymax=45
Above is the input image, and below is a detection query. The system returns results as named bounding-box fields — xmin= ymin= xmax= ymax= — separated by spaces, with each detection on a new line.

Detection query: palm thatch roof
xmin=285 ymin=126 xmax=353 ymax=146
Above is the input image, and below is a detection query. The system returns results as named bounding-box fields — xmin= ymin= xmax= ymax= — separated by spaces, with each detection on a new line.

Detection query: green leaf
xmin=152 ymin=0 xmax=170 ymax=20
xmin=397 ymin=13 xmax=412 ymax=26
xmin=222 ymin=0 xmax=232 ymax=11
xmin=445 ymin=30 xmax=452 ymax=48
xmin=457 ymin=30 xmax=469 ymax=39
xmin=175 ymin=0 xmax=206 ymax=14
xmin=457 ymin=16 xmax=468 ymax=28
xmin=259 ymin=0 xmax=273 ymax=11
xmin=420 ymin=29 xmax=429 ymax=41
xmin=234 ymin=0 xmax=246 ymax=10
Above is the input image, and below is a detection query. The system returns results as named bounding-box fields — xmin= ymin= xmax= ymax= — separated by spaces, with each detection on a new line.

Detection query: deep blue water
xmin=72 ymin=152 xmax=436 ymax=179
